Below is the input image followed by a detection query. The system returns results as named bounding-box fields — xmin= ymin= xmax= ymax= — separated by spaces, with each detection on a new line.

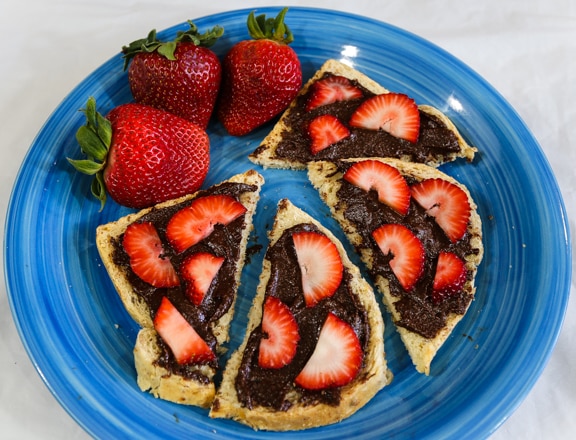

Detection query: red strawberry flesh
xmin=218 ymin=38 xmax=302 ymax=136
xmin=295 ymin=312 xmax=362 ymax=390
xmin=166 ymin=195 xmax=247 ymax=253
xmin=343 ymin=159 xmax=411 ymax=215
xmin=180 ymin=252 xmax=225 ymax=305
xmin=306 ymin=75 xmax=363 ymax=111
xmin=410 ymin=178 xmax=471 ymax=243
xmin=292 ymin=231 xmax=343 ymax=307
xmin=308 ymin=114 xmax=350 ymax=155
xmin=217 ymin=9 xmax=302 ymax=136
xmin=432 ymin=251 xmax=467 ymax=303
xmin=153 ymin=296 xmax=215 ymax=364
xmin=122 ymin=222 xmax=179 ymax=288
xmin=258 ymin=296 xmax=300 ymax=369
xmin=69 ymin=98 xmax=210 ymax=210
xmin=349 ymin=93 xmax=420 ymax=143
xmin=127 ymin=43 xmax=221 ymax=128
xmin=122 ymin=22 xmax=224 ymax=128
xmin=371 ymin=223 xmax=425 ymax=292
xmin=104 ymin=103 xmax=210 ymax=209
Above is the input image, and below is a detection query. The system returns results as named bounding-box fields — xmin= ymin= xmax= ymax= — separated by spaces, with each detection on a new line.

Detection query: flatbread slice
xmin=249 ymin=59 xmax=476 ymax=170
xmin=210 ymin=198 xmax=392 ymax=430
xmin=307 ymin=158 xmax=483 ymax=374
xmin=95 ymin=169 xmax=264 ymax=407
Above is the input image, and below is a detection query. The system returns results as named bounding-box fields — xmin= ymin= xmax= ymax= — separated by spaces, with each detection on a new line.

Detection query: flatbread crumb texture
xmin=209 ymin=199 xmax=392 ymax=430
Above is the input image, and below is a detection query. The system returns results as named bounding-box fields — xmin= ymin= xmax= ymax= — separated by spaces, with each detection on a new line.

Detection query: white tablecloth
xmin=1 ymin=0 xmax=574 ymax=438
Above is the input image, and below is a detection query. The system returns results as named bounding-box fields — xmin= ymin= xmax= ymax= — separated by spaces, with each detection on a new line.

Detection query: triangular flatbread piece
xmin=249 ymin=59 xmax=476 ymax=170
xmin=210 ymin=199 xmax=392 ymax=430
xmin=308 ymin=158 xmax=483 ymax=374
xmin=96 ymin=169 xmax=264 ymax=407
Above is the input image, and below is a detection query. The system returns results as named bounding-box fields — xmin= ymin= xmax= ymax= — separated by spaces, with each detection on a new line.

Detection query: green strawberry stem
xmin=67 ymin=96 xmax=111 ymax=210
xmin=247 ymin=7 xmax=294 ymax=44
xmin=121 ymin=20 xmax=224 ymax=70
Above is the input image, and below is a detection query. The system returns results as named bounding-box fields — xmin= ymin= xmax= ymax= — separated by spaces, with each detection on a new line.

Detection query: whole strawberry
xmin=68 ymin=97 xmax=210 ymax=210
xmin=217 ymin=8 xmax=302 ymax=136
xmin=122 ymin=21 xmax=223 ymax=128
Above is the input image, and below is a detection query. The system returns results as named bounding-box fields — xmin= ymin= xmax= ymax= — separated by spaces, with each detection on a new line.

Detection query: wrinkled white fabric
xmin=0 ymin=0 xmax=574 ymax=438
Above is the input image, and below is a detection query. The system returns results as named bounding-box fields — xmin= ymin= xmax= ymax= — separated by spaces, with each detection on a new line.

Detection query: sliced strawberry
xmin=258 ymin=296 xmax=300 ymax=369
xmin=122 ymin=222 xmax=179 ymax=288
xmin=306 ymin=75 xmax=363 ymax=111
xmin=349 ymin=93 xmax=420 ymax=143
xmin=432 ymin=252 xmax=467 ymax=304
xmin=295 ymin=312 xmax=362 ymax=390
xmin=153 ymin=296 xmax=215 ymax=364
xmin=372 ymin=224 xmax=425 ymax=292
xmin=166 ymin=195 xmax=247 ymax=253
xmin=292 ymin=231 xmax=343 ymax=307
xmin=180 ymin=252 xmax=225 ymax=305
xmin=410 ymin=178 xmax=471 ymax=243
xmin=343 ymin=159 xmax=411 ymax=215
xmin=307 ymin=114 xmax=350 ymax=155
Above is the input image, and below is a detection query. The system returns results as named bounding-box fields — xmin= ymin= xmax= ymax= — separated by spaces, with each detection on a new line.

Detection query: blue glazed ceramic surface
xmin=5 ymin=7 xmax=571 ymax=439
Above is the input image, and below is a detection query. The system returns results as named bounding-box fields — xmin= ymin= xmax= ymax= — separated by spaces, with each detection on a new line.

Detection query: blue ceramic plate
xmin=5 ymin=7 xmax=571 ymax=439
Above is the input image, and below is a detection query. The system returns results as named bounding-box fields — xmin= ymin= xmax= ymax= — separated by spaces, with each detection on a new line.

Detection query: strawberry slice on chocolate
xmin=295 ymin=312 xmax=363 ymax=390
xmin=258 ymin=296 xmax=300 ymax=369
xmin=166 ymin=194 xmax=247 ymax=253
xmin=154 ymin=296 xmax=216 ymax=364
xmin=372 ymin=223 xmax=425 ymax=292
xmin=210 ymin=199 xmax=391 ymax=429
xmin=305 ymin=75 xmax=363 ymax=111
xmin=349 ymin=93 xmax=420 ymax=143
xmin=432 ymin=251 xmax=467 ymax=304
xmin=180 ymin=252 xmax=225 ymax=306
xmin=292 ymin=230 xmax=344 ymax=307
xmin=122 ymin=222 xmax=179 ymax=288
xmin=343 ymin=159 xmax=411 ymax=215
xmin=410 ymin=178 xmax=471 ymax=243
xmin=307 ymin=114 xmax=350 ymax=155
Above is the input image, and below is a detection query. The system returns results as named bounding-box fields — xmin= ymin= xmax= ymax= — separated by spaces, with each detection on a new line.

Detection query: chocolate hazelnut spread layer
xmin=111 ymin=181 xmax=257 ymax=378
xmin=250 ymin=59 xmax=477 ymax=172
xmin=251 ymin=72 xmax=461 ymax=165
xmin=210 ymin=198 xmax=390 ymax=429
xmin=235 ymin=223 xmax=370 ymax=410
xmin=335 ymin=160 xmax=478 ymax=339
xmin=306 ymin=158 xmax=484 ymax=348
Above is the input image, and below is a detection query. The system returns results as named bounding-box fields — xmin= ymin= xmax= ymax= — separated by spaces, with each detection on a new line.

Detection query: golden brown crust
xmin=133 ymin=328 xmax=215 ymax=408
xmin=96 ymin=170 xmax=264 ymax=406
xmin=249 ymin=59 xmax=476 ymax=170
xmin=209 ymin=199 xmax=392 ymax=430
xmin=307 ymin=158 xmax=483 ymax=375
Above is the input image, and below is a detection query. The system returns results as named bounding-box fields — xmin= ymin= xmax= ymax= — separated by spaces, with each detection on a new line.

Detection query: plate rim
xmin=4 ymin=6 xmax=572 ymax=439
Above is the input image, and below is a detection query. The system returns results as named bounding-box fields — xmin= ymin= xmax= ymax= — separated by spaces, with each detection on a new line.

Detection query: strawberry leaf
xmin=121 ymin=20 xmax=224 ymax=69
xmin=96 ymin=112 xmax=112 ymax=147
xmin=176 ymin=20 xmax=224 ymax=48
xmin=83 ymin=94 xmax=97 ymax=127
xmin=156 ymin=41 xmax=178 ymax=60
xmin=246 ymin=7 xmax=294 ymax=44
xmin=91 ymin=172 xmax=107 ymax=211
xmin=67 ymin=96 xmax=111 ymax=211
xmin=272 ymin=8 xmax=291 ymax=43
xmin=75 ymin=125 xmax=107 ymax=161
xmin=67 ymin=158 xmax=103 ymax=175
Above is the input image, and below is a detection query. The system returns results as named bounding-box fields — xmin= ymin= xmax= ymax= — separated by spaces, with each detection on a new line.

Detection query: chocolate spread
xmin=334 ymin=161 xmax=478 ymax=339
xmin=252 ymin=72 xmax=461 ymax=163
xmin=234 ymin=223 xmax=370 ymax=411
xmin=112 ymin=182 xmax=257 ymax=378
